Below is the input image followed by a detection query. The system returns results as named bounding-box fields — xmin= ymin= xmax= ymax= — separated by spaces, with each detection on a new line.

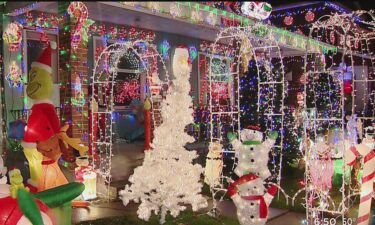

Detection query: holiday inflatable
xmin=22 ymin=42 xmax=88 ymax=192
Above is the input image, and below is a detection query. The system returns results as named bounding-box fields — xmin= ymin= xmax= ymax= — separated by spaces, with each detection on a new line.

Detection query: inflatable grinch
xmin=22 ymin=43 xmax=88 ymax=192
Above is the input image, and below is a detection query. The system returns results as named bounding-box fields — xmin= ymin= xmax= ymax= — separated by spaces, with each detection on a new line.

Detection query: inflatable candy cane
xmin=345 ymin=131 xmax=374 ymax=225
xmin=67 ymin=2 xmax=88 ymax=50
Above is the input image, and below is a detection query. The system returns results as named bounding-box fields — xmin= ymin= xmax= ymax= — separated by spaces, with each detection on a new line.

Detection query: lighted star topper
xmin=241 ymin=2 xmax=272 ymax=20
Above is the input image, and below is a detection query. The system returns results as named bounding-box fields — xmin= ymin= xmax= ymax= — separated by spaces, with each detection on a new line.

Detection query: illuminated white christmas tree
xmin=119 ymin=47 xmax=207 ymax=224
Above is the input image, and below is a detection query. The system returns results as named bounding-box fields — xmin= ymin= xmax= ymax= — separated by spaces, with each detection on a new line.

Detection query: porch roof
xmin=5 ymin=1 xmax=340 ymax=57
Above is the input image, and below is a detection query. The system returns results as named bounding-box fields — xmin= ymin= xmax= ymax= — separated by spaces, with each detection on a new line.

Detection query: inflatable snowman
xmin=227 ymin=174 xmax=278 ymax=225
xmin=228 ymin=126 xmax=278 ymax=179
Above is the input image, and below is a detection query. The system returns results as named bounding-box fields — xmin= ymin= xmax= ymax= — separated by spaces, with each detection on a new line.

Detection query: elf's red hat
xmin=30 ymin=42 xmax=56 ymax=74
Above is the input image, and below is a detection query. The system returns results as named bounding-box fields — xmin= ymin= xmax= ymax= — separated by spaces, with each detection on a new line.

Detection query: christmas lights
xmin=3 ymin=22 xmax=23 ymax=52
xmin=6 ymin=61 xmax=23 ymax=88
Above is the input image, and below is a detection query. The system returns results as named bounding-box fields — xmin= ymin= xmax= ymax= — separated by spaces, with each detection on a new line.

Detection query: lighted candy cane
xmin=67 ymin=2 xmax=88 ymax=50
xmin=345 ymin=130 xmax=374 ymax=225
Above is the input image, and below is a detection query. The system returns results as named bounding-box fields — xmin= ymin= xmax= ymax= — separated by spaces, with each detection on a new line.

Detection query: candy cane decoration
xmin=345 ymin=137 xmax=375 ymax=225
xmin=67 ymin=2 xmax=88 ymax=50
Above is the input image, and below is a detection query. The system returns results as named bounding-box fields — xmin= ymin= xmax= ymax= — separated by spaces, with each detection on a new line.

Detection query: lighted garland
xmin=91 ymin=41 xmax=169 ymax=192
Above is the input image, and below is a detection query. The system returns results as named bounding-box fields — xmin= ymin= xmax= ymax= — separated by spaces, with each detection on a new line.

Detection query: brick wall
xmin=58 ymin=2 xmax=89 ymax=145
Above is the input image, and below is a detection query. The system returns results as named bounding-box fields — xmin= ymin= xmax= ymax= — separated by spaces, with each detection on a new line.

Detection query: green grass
xmin=77 ymin=210 xmax=239 ymax=225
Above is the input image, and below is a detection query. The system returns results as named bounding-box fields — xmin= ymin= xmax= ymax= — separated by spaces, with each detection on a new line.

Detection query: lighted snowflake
xmin=114 ymin=80 xmax=140 ymax=103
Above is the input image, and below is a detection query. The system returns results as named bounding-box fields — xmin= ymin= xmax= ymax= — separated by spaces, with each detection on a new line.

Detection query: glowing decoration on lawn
xmin=344 ymin=128 xmax=374 ymax=225
xmin=302 ymin=10 xmax=375 ymax=224
xmin=204 ymin=25 xmax=286 ymax=218
xmin=227 ymin=174 xmax=278 ymax=225
xmin=159 ymin=39 xmax=170 ymax=60
xmin=67 ymin=2 xmax=94 ymax=50
xmin=241 ymin=2 xmax=272 ymax=20
xmin=6 ymin=61 xmax=23 ymax=88
xmin=204 ymin=142 xmax=223 ymax=187
xmin=75 ymin=156 xmax=97 ymax=200
xmin=305 ymin=10 xmax=315 ymax=22
xmin=283 ymin=16 xmax=294 ymax=26
xmin=114 ymin=80 xmax=140 ymax=104
xmin=3 ymin=22 xmax=23 ymax=51
xmin=120 ymin=47 xmax=207 ymax=224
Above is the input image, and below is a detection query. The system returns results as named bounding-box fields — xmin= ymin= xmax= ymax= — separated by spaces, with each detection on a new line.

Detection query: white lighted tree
xmin=119 ymin=47 xmax=207 ymax=224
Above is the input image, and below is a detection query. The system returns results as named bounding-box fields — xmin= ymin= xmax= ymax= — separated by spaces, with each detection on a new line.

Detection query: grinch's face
xmin=37 ymin=135 xmax=61 ymax=161
xmin=9 ymin=169 xmax=23 ymax=185
xmin=27 ymin=67 xmax=53 ymax=100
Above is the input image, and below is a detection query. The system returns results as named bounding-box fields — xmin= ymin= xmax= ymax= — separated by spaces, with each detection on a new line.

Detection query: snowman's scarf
xmin=241 ymin=195 xmax=268 ymax=218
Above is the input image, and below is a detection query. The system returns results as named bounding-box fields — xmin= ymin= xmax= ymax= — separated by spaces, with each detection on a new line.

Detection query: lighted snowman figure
xmin=228 ymin=126 xmax=278 ymax=179
xmin=227 ymin=174 xmax=278 ymax=225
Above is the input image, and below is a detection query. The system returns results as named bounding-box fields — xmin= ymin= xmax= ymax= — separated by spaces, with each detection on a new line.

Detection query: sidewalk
xmin=73 ymin=199 xmax=306 ymax=225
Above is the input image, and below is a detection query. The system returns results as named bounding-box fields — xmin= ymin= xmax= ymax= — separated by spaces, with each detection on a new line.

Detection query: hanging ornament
xmin=6 ymin=61 xmax=23 ymax=88
xmin=26 ymin=12 xmax=34 ymax=26
xmin=36 ymin=13 xmax=46 ymax=27
xmin=67 ymin=2 xmax=94 ymax=50
xmin=40 ymin=31 xmax=49 ymax=44
xmin=330 ymin=31 xmax=335 ymax=44
xmin=159 ymin=39 xmax=170 ymax=60
xmin=295 ymin=28 xmax=304 ymax=35
xmin=188 ymin=46 xmax=198 ymax=62
xmin=241 ymin=2 xmax=272 ymax=20
xmin=354 ymin=34 xmax=360 ymax=49
xmin=50 ymin=15 xmax=59 ymax=28
xmin=147 ymin=1 xmax=160 ymax=13
xmin=205 ymin=11 xmax=216 ymax=26
xmin=191 ymin=9 xmax=202 ymax=23
xmin=170 ymin=3 xmax=182 ymax=18
xmin=297 ymin=92 xmax=304 ymax=106
xmin=3 ymin=22 xmax=23 ymax=52
xmin=305 ymin=11 xmax=315 ymax=22
xmin=283 ymin=16 xmax=294 ymax=26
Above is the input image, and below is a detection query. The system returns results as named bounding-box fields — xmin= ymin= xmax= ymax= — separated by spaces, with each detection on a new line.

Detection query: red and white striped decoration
xmin=345 ymin=140 xmax=375 ymax=225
